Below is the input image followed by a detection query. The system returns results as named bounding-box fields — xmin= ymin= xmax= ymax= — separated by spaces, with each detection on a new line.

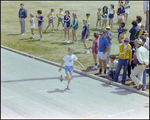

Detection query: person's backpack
xmin=134 ymin=29 xmax=141 ymax=39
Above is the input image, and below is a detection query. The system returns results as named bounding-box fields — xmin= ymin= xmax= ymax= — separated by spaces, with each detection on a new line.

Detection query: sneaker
xmin=45 ymin=29 xmax=47 ymax=32
xmin=38 ymin=38 xmax=40 ymax=41
xmin=67 ymin=86 xmax=70 ymax=90
xmin=94 ymin=72 xmax=102 ymax=75
xmin=102 ymin=74 xmax=107 ymax=77
xmin=57 ymin=28 xmax=59 ymax=30
xmin=63 ymin=40 xmax=67 ymax=43
xmin=126 ymin=76 xmax=131 ymax=80
xmin=91 ymin=67 xmax=98 ymax=70
xmin=99 ymin=27 xmax=101 ymax=30
xmin=94 ymin=27 xmax=98 ymax=29
xmin=38 ymin=38 xmax=43 ymax=41
xmin=66 ymin=40 xmax=69 ymax=43
xmin=137 ymin=84 xmax=144 ymax=90
xmin=29 ymin=37 xmax=34 ymax=39
xmin=21 ymin=33 xmax=25 ymax=35
xmin=75 ymin=41 xmax=78 ymax=44
xmin=85 ymin=50 xmax=90 ymax=54
xmin=82 ymin=49 xmax=87 ymax=53
xmin=52 ymin=31 xmax=55 ymax=33
xmin=60 ymin=75 xmax=63 ymax=82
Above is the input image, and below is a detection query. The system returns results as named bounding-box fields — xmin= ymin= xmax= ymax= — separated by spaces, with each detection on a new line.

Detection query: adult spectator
xmin=18 ymin=3 xmax=27 ymax=35
xmin=114 ymin=37 xmax=132 ymax=84
xmin=136 ymin=16 xmax=142 ymax=28
xmin=104 ymin=26 xmax=113 ymax=67
xmin=129 ymin=20 xmax=140 ymax=48
xmin=131 ymin=39 xmax=149 ymax=90
xmin=95 ymin=30 xmax=109 ymax=77
xmin=117 ymin=4 xmax=125 ymax=28
xmin=143 ymin=1 xmax=149 ymax=35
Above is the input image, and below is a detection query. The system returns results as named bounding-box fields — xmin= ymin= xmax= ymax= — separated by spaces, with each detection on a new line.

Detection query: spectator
xmin=104 ymin=26 xmax=113 ymax=67
xmin=118 ymin=27 xmax=127 ymax=44
xmin=18 ymin=3 xmax=27 ymax=35
xmin=95 ymin=30 xmax=109 ymax=77
xmin=102 ymin=6 xmax=108 ymax=30
xmin=124 ymin=0 xmax=131 ymax=22
xmin=108 ymin=4 xmax=115 ymax=30
xmin=117 ymin=4 xmax=125 ymax=28
xmin=131 ymin=39 xmax=149 ymax=90
xmin=129 ymin=20 xmax=140 ymax=48
xmin=142 ymin=30 xmax=149 ymax=50
xmin=114 ymin=37 xmax=132 ymax=84
xmin=118 ymin=22 xmax=125 ymax=40
xmin=143 ymin=1 xmax=149 ymax=35
xmin=107 ymin=55 xmax=118 ymax=79
xmin=136 ymin=16 xmax=142 ymax=28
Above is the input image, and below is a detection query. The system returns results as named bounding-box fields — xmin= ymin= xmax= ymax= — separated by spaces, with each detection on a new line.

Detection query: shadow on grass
xmin=24 ymin=40 xmax=38 ymax=42
xmin=81 ymin=66 xmax=92 ymax=72
xmin=50 ymin=42 xmax=72 ymax=45
xmin=19 ymin=38 xmax=30 ymax=40
xmin=73 ymin=52 xmax=82 ymax=54
xmin=7 ymin=34 xmax=20 ymax=36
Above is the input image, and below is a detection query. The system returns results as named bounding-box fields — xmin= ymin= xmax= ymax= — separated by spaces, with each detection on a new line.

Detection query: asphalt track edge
xmin=1 ymin=45 xmax=149 ymax=97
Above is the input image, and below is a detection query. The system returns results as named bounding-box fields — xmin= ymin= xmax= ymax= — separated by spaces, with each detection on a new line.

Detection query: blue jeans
xmin=114 ymin=59 xmax=129 ymax=84
xmin=107 ymin=69 xmax=116 ymax=79
xmin=142 ymin=69 xmax=147 ymax=90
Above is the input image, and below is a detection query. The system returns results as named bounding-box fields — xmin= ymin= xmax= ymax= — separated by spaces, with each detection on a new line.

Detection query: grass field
xmin=1 ymin=1 xmax=145 ymax=71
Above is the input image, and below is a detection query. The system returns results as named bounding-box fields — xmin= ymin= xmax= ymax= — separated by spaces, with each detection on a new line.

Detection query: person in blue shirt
xmin=117 ymin=4 xmax=125 ymax=28
xmin=81 ymin=19 xmax=89 ymax=54
xmin=95 ymin=30 xmax=109 ymax=77
xmin=36 ymin=10 xmax=44 ymax=41
xmin=18 ymin=3 xmax=27 ymax=35
xmin=118 ymin=22 xmax=125 ymax=40
xmin=129 ymin=20 xmax=140 ymax=48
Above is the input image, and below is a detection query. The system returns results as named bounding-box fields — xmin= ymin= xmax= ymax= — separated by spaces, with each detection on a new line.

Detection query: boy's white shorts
xmin=97 ymin=51 xmax=107 ymax=60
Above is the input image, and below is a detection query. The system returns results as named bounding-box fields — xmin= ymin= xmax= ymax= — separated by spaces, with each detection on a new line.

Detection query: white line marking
xmin=108 ymin=109 xmax=134 ymax=118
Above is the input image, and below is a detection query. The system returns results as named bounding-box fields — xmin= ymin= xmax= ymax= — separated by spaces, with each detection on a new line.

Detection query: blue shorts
xmin=65 ymin=65 xmax=74 ymax=73
xmin=48 ymin=19 xmax=53 ymax=23
xmin=38 ymin=23 xmax=43 ymax=27
xmin=81 ymin=34 xmax=89 ymax=39
xmin=109 ymin=14 xmax=114 ymax=19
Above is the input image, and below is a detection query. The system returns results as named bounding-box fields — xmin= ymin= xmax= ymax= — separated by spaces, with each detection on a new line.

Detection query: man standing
xmin=104 ymin=26 xmax=113 ymax=67
xmin=143 ymin=1 xmax=149 ymax=35
xmin=131 ymin=39 xmax=149 ymax=90
xmin=95 ymin=30 xmax=109 ymax=77
xmin=19 ymin=3 xmax=27 ymax=35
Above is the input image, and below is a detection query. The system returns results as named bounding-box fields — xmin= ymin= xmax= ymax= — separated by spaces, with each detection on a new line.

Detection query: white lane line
xmin=108 ymin=109 xmax=134 ymax=118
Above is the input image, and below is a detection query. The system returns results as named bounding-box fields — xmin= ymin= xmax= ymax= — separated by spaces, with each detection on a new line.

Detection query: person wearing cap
xmin=104 ymin=26 xmax=113 ymax=67
xmin=18 ymin=3 xmax=27 ymax=35
xmin=114 ymin=37 xmax=132 ymax=84
xmin=131 ymin=39 xmax=149 ymax=90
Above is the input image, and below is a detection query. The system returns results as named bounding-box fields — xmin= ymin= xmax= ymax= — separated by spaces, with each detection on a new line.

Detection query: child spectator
xmin=59 ymin=46 xmax=84 ymax=90
xmin=86 ymin=13 xmax=92 ymax=40
xmin=108 ymin=4 xmax=115 ymax=30
xmin=129 ymin=20 xmax=140 ymax=48
xmin=70 ymin=13 xmax=78 ymax=44
xmin=95 ymin=7 xmax=102 ymax=30
xmin=124 ymin=0 xmax=131 ymax=22
xmin=114 ymin=37 xmax=132 ymax=84
xmin=56 ymin=8 xmax=64 ymax=30
xmin=135 ymin=24 xmax=145 ymax=39
xmin=118 ymin=22 xmax=125 ymax=40
xmin=107 ymin=55 xmax=118 ymax=79
xmin=118 ymin=28 xmax=127 ymax=44
xmin=88 ymin=32 xmax=99 ymax=70
xmin=36 ymin=10 xmax=44 ymax=41
xmin=95 ymin=30 xmax=109 ymax=77
xmin=29 ymin=13 xmax=35 ymax=39
xmin=102 ymin=6 xmax=108 ymax=30
xmin=45 ymin=8 xmax=55 ymax=33
xmin=117 ymin=4 xmax=125 ymax=28
xmin=136 ymin=16 xmax=142 ymax=28
xmin=116 ymin=0 xmax=123 ymax=23
xmin=63 ymin=10 xmax=71 ymax=43
xmin=81 ymin=19 xmax=89 ymax=54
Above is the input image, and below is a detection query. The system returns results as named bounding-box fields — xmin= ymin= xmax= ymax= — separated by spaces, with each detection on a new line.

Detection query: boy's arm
xmin=76 ymin=61 xmax=84 ymax=68
xmin=58 ymin=60 xmax=65 ymax=71
xmin=56 ymin=13 xmax=59 ymax=18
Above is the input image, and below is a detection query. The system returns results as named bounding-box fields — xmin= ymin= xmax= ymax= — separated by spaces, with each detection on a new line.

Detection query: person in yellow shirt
xmin=86 ymin=13 xmax=92 ymax=40
xmin=114 ymin=37 xmax=132 ymax=84
xmin=95 ymin=7 xmax=102 ymax=30
xmin=45 ymin=8 xmax=55 ymax=33
xmin=56 ymin=8 xmax=64 ymax=30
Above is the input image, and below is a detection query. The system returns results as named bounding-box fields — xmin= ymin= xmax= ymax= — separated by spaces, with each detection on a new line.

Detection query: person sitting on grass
xmin=81 ymin=19 xmax=89 ymax=54
xmin=107 ymin=55 xmax=118 ymax=80
xmin=88 ymin=32 xmax=99 ymax=70
xmin=59 ymin=46 xmax=84 ymax=90
xmin=114 ymin=37 xmax=132 ymax=85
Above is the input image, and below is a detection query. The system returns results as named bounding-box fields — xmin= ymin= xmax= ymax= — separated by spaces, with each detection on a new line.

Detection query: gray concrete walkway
xmin=1 ymin=48 xmax=149 ymax=119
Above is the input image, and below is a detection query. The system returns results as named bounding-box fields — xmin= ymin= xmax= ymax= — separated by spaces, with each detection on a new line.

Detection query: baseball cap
xmin=106 ymin=26 xmax=110 ymax=29
xmin=137 ymin=39 xmax=143 ymax=45
xmin=124 ymin=37 xmax=130 ymax=43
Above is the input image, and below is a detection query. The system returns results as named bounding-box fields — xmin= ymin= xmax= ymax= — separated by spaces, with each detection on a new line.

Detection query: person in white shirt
xmin=29 ymin=13 xmax=35 ymax=39
xmin=58 ymin=46 xmax=84 ymax=90
xmin=131 ymin=39 xmax=149 ymax=90
xmin=107 ymin=55 xmax=118 ymax=79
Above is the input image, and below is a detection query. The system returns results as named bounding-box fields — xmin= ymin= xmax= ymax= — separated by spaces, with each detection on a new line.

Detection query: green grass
xmin=1 ymin=1 xmax=145 ymax=71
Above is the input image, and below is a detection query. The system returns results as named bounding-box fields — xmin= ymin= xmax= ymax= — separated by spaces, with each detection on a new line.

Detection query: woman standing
xmin=108 ymin=4 xmax=115 ymax=30
xmin=124 ymin=0 xmax=131 ymax=23
xmin=102 ymin=6 xmax=108 ymax=30
xmin=117 ymin=4 xmax=125 ymax=28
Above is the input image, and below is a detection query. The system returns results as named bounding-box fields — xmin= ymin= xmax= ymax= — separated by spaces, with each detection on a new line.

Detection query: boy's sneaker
xmin=52 ymin=31 xmax=55 ymax=33
xmin=38 ymin=38 xmax=40 ymax=41
xmin=67 ymin=86 xmax=70 ymax=90
xmin=66 ymin=40 xmax=69 ymax=43
xmin=102 ymin=74 xmax=107 ymax=77
xmin=38 ymin=38 xmax=43 ymax=41
xmin=45 ymin=29 xmax=47 ymax=32
xmin=94 ymin=27 xmax=98 ymax=29
xmin=86 ymin=49 xmax=90 ymax=54
xmin=60 ymin=75 xmax=63 ymax=82
xmin=82 ymin=49 xmax=87 ymax=53
xmin=94 ymin=72 xmax=102 ymax=75
xmin=91 ymin=66 xmax=98 ymax=70
xmin=99 ymin=27 xmax=101 ymax=30
xmin=63 ymin=40 xmax=67 ymax=43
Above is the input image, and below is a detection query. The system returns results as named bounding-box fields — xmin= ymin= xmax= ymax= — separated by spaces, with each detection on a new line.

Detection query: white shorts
xmin=118 ymin=15 xmax=124 ymax=19
xmin=97 ymin=51 xmax=107 ymax=60
xmin=125 ymin=9 xmax=129 ymax=14
xmin=31 ymin=25 xmax=35 ymax=28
